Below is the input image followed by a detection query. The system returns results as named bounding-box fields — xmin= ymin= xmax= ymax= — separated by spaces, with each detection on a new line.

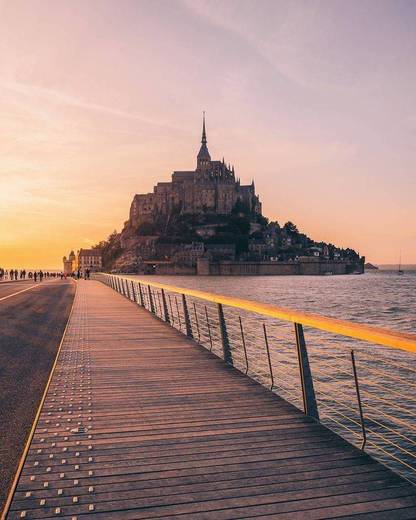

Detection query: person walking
xmin=34 ymin=272 xmax=37 ymax=282
xmin=39 ymin=270 xmax=44 ymax=282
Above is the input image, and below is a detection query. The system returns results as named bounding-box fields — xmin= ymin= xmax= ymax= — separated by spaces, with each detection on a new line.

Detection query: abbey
xmin=97 ymin=116 xmax=363 ymax=275
xmin=129 ymin=115 xmax=262 ymax=227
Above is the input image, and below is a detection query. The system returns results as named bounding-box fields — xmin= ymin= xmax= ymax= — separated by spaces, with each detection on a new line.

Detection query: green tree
xmin=283 ymin=221 xmax=299 ymax=235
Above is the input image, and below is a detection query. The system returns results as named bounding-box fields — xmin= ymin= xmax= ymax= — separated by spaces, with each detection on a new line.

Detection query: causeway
xmin=5 ymin=280 xmax=416 ymax=519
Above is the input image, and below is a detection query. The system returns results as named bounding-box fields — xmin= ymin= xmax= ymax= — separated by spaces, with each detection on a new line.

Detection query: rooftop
xmin=79 ymin=248 xmax=102 ymax=256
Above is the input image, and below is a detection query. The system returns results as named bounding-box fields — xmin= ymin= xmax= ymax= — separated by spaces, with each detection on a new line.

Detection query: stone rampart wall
xmin=197 ymin=259 xmax=364 ymax=276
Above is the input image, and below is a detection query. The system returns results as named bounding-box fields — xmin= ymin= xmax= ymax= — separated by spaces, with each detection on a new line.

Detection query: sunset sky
xmin=1 ymin=0 xmax=415 ymax=268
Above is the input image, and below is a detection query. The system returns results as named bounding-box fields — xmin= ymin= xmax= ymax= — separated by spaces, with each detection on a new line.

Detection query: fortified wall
xmin=149 ymin=257 xmax=364 ymax=276
xmin=197 ymin=258 xmax=364 ymax=276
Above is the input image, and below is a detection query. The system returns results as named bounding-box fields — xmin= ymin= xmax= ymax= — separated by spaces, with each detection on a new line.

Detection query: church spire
xmin=201 ymin=111 xmax=207 ymax=144
xmin=197 ymin=111 xmax=211 ymax=169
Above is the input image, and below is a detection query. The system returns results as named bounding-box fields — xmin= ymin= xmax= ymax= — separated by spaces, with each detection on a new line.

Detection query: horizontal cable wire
xmin=99 ymin=274 xmax=415 ymax=482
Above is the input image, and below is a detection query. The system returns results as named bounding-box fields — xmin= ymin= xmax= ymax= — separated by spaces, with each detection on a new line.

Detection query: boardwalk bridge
xmin=3 ymin=275 xmax=416 ymax=519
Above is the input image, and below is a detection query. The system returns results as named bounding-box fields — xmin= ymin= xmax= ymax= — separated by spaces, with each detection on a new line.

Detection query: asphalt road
xmin=0 ymin=279 xmax=75 ymax=511
xmin=0 ymin=280 xmax=40 ymax=300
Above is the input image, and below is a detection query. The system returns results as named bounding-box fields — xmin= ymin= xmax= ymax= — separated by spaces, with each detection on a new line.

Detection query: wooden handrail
xmin=107 ymin=274 xmax=416 ymax=354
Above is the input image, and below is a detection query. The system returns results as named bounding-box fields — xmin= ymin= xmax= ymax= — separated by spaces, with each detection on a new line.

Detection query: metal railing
xmin=94 ymin=273 xmax=416 ymax=483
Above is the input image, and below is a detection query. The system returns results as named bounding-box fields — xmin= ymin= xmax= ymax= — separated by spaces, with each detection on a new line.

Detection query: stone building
xmin=63 ymin=250 xmax=77 ymax=275
xmin=78 ymin=249 xmax=102 ymax=273
xmin=129 ymin=115 xmax=262 ymax=227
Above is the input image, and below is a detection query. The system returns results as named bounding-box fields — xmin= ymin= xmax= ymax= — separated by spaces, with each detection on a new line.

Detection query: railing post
xmin=218 ymin=303 xmax=233 ymax=365
xmin=130 ymin=281 xmax=136 ymax=303
xmin=182 ymin=294 xmax=193 ymax=338
xmin=175 ymin=297 xmax=182 ymax=331
xmin=205 ymin=305 xmax=213 ymax=351
xmin=263 ymin=324 xmax=274 ymax=390
xmin=125 ymin=279 xmax=131 ymax=299
xmin=116 ymin=277 xmax=122 ymax=293
xmin=193 ymin=303 xmax=200 ymax=342
xmin=148 ymin=285 xmax=155 ymax=314
xmin=294 ymin=323 xmax=319 ymax=420
xmin=161 ymin=289 xmax=170 ymax=324
xmin=239 ymin=317 xmax=249 ymax=374
xmin=136 ymin=283 xmax=143 ymax=306
xmin=351 ymin=350 xmax=367 ymax=450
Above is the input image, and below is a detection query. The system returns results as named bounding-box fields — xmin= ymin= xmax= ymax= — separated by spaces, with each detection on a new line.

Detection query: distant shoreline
xmin=376 ymin=265 xmax=416 ymax=271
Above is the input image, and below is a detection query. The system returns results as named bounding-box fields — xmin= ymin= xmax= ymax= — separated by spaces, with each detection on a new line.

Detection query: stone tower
xmin=127 ymin=115 xmax=262 ymax=228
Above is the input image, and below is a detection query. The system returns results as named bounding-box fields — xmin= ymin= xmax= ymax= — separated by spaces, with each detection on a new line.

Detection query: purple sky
xmin=1 ymin=0 xmax=415 ymax=267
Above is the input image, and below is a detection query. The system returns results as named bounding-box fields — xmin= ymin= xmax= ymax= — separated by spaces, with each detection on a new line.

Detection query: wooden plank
xmin=10 ymin=479 xmax=408 ymax=518
xmin=12 ymin=469 xmax=396 ymax=507
xmin=5 ymin=279 xmax=416 ymax=520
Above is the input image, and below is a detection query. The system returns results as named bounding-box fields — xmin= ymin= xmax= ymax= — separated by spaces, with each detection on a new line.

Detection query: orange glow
xmin=1 ymin=1 xmax=415 ymax=268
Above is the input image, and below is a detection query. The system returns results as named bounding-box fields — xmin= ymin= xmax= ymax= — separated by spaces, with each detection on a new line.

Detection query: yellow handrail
xmin=108 ymin=274 xmax=416 ymax=354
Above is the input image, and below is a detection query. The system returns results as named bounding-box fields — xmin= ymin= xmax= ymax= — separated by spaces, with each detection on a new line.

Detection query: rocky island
xmin=95 ymin=117 xmax=364 ymax=276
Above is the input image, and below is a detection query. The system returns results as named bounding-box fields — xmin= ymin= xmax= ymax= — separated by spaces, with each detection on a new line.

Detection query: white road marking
xmin=0 ymin=280 xmax=58 ymax=302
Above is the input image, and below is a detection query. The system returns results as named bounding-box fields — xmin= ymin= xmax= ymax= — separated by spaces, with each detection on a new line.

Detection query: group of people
xmin=74 ymin=268 xmax=91 ymax=280
xmin=0 ymin=269 xmax=56 ymax=282
xmin=0 ymin=268 xmax=92 ymax=282
xmin=59 ymin=269 xmax=91 ymax=280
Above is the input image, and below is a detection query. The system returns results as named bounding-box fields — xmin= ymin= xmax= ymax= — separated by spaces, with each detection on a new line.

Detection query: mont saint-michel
xmin=96 ymin=117 xmax=364 ymax=276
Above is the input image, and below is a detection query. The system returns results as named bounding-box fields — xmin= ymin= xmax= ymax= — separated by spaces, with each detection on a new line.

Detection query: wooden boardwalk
xmin=5 ymin=280 xmax=416 ymax=519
